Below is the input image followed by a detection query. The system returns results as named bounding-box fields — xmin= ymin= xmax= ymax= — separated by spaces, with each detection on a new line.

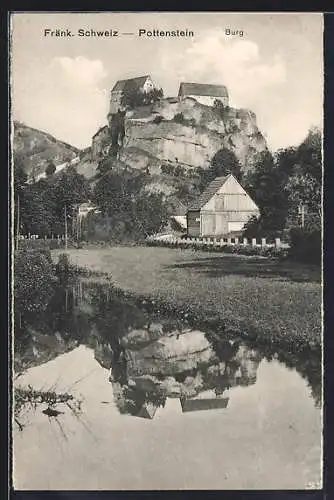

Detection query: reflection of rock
xmin=14 ymin=331 xmax=78 ymax=372
xmin=127 ymin=330 xmax=215 ymax=376
xmin=234 ymin=345 xmax=262 ymax=386
xmin=94 ymin=342 xmax=113 ymax=369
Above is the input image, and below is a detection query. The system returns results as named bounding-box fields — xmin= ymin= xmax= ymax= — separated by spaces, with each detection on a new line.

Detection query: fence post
xmin=252 ymin=238 xmax=257 ymax=247
xmin=275 ymin=237 xmax=281 ymax=248
xmin=261 ymin=238 xmax=266 ymax=247
xmin=235 ymin=237 xmax=239 ymax=245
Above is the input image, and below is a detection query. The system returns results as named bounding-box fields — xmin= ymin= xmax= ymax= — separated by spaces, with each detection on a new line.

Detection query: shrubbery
xmin=153 ymin=115 xmax=163 ymax=124
xmin=288 ymin=228 xmax=321 ymax=265
xmin=18 ymin=238 xmax=77 ymax=251
xmin=14 ymin=249 xmax=56 ymax=315
xmin=173 ymin=112 xmax=185 ymax=124
xmin=145 ymin=238 xmax=288 ymax=258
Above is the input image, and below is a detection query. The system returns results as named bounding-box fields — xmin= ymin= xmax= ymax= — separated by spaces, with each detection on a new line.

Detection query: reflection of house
xmin=180 ymin=392 xmax=229 ymax=413
xmin=178 ymin=82 xmax=229 ymax=107
xmin=91 ymin=125 xmax=110 ymax=160
xmin=109 ymin=75 xmax=157 ymax=114
xmin=137 ymin=402 xmax=159 ymax=419
xmin=187 ymin=174 xmax=259 ymax=237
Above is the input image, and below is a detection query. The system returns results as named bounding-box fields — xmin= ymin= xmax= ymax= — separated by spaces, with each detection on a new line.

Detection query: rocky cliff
xmin=87 ymin=97 xmax=267 ymax=209
xmin=13 ymin=98 xmax=267 ymax=212
xmin=119 ymin=97 xmax=267 ymax=172
xmin=13 ymin=121 xmax=80 ymax=180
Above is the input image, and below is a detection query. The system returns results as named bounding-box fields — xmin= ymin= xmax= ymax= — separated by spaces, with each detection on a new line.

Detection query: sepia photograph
xmin=10 ymin=11 xmax=323 ymax=490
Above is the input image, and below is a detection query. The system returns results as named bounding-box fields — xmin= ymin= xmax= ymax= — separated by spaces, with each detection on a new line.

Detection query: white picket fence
xmin=147 ymin=234 xmax=290 ymax=249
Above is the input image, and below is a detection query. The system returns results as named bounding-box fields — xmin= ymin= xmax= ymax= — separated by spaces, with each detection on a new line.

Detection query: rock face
xmin=93 ymin=97 xmax=267 ymax=174
xmin=123 ymin=99 xmax=266 ymax=171
xmin=13 ymin=121 xmax=79 ymax=180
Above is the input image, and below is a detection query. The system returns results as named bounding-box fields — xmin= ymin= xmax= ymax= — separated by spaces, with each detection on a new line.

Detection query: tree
xmin=14 ymin=249 xmax=56 ymax=316
xmin=53 ymin=167 xmax=91 ymax=239
xmin=211 ymin=148 xmax=242 ymax=180
xmin=243 ymin=151 xmax=288 ymax=236
xmin=121 ymin=85 xmax=163 ymax=109
xmin=198 ymin=148 xmax=242 ymax=191
xmin=96 ymin=157 xmax=114 ymax=178
xmin=243 ymin=127 xmax=322 ymax=239
xmin=108 ymin=110 xmax=126 ymax=157
xmin=54 ymin=167 xmax=91 ymax=211
xmin=213 ymin=99 xmax=225 ymax=117
xmin=20 ymin=180 xmax=57 ymax=236
xmin=14 ymin=157 xmax=28 ymax=243
xmin=92 ymin=170 xmax=168 ymax=241
xmin=14 ymin=156 xmax=27 ymax=200
xmin=45 ymin=161 xmax=56 ymax=177
xmin=284 ymin=127 xmax=322 ymax=223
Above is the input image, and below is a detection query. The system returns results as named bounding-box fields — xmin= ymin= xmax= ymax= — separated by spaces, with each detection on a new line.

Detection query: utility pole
xmin=301 ymin=204 xmax=305 ymax=229
xmin=76 ymin=213 xmax=80 ymax=242
xmin=64 ymin=204 xmax=68 ymax=250
xmin=16 ymin=193 xmax=20 ymax=251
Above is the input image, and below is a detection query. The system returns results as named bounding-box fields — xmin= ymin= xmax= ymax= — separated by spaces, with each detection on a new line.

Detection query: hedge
xmin=145 ymin=239 xmax=289 ymax=258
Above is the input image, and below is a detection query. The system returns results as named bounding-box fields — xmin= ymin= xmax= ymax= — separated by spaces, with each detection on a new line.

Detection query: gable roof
xmin=187 ymin=176 xmax=229 ymax=211
xmin=92 ymin=125 xmax=109 ymax=139
xmin=178 ymin=82 xmax=228 ymax=98
xmin=111 ymin=75 xmax=150 ymax=93
xmin=180 ymin=397 xmax=229 ymax=412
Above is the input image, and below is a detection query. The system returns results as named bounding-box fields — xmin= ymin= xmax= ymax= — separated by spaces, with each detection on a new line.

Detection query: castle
xmin=91 ymin=75 xmax=230 ymax=160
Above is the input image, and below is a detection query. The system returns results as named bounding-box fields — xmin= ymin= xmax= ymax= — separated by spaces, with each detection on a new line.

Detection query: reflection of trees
xmin=89 ymin=285 xmax=147 ymax=350
xmin=15 ymin=279 xmax=322 ymax=410
xmin=114 ymin=383 xmax=166 ymax=417
xmin=253 ymin=340 xmax=322 ymax=409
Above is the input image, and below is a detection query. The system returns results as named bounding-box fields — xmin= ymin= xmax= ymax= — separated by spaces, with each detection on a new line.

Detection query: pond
xmin=13 ymin=280 xmax=322 ymax=490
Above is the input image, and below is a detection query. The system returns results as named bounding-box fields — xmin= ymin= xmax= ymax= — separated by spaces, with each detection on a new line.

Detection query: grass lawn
xmin=52 ymin=246 xmax=322 ymax=345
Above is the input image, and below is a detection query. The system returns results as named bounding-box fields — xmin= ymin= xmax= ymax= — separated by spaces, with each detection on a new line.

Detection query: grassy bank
xmin=52 ymin=246 xmax=321 ymax=345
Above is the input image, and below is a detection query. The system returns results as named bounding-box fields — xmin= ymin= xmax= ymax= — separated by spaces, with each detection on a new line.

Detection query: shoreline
xmin=51 ymin=246 xmax=321 ymax=347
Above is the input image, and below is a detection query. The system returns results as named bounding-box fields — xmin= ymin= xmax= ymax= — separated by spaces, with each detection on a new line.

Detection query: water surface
xmin=13 ymin=281 xmax=322 ymax=490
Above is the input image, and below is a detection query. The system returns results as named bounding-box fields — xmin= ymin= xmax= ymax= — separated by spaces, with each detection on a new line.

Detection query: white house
xmin=78 ymin=201 xmax=100 ymax=218
xmin=178 ymin=82 xmax=229 ymax=107
xmin=109 ymin=75 xmax=157 ymax=114
xmin=187 ymin=174 xmax=259 ymax=237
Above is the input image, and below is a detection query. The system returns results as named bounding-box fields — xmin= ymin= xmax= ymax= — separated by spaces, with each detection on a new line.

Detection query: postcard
xmin=10 ymin=11 xmax=323 ymax=491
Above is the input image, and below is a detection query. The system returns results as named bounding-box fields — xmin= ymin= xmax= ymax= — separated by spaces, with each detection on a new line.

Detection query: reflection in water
xmin=14 ymin=279 xmax=322 ymax=422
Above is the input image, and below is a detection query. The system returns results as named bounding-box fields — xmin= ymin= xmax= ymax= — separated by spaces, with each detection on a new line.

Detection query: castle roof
xmin=111 ymin=75 xmax=150 ymax=93
xmin=178 ymin=82 xmax=229 ymax=98
xmin=187 ymin=175 xmax=229 ymax=211
xmin=92 ymin=125 xmax=109 ymax=139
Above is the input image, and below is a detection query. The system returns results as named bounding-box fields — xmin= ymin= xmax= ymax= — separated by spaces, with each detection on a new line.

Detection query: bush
xmin=288 ymin=227 xmax=321 ymax=264
xmin=145 ymin=238 xmax=289 ymax=259
xmin=14 ymin=249 xmax=56 ymax=315
xmin=18 ymin=238 xmax=76 ymax=251
xmin=173 ymin=112 xmax=185 ymax=124
xmin=55 ymin=253 xmax=91 ymax=282
xmin=153 ymin=115 xmax=163 ymax=124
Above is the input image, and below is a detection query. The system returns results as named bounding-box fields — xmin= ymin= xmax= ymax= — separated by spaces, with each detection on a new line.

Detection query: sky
xmin=11 ymin=12 xmax=323 ymax=151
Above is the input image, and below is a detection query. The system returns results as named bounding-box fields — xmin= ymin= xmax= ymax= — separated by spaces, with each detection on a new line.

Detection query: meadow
xmin=51 ymin=246 xmax=321 ymax=347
